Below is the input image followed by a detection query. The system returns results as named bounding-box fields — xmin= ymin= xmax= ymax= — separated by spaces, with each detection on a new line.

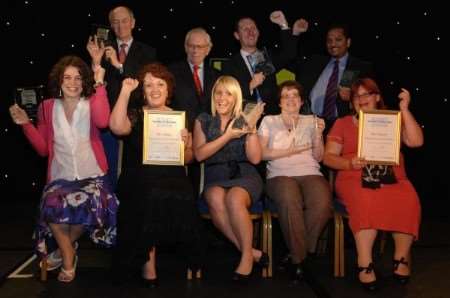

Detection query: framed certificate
xmin=357 ymin=110 xmax=402 ymax=165
xmin=143 ymin=110 xmax=185 ymax=166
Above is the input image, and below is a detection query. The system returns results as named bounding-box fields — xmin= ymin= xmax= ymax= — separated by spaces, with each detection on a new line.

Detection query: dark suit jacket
xmin=103 ymin=40 xmax=157 ymax=108
xmin=222 ymin=30 xmax=299 ymax=115
xmin=169 ymin=60 xmax=220 ymax=130
xmin=295 ymin=54 xmax=373 ymax=117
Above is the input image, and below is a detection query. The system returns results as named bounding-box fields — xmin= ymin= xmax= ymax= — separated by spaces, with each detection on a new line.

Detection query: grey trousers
xmin=266 ymin=175 xmax=332 ymax=264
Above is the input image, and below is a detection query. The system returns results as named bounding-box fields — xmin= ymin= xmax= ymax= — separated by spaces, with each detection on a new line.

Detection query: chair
xmin=196 ymin=163 xmax=270 ymax=278
xmin=329 ymin=170 xmax=386 ymax=277
xmin=264 ymin=197 xmax=329 ymax=278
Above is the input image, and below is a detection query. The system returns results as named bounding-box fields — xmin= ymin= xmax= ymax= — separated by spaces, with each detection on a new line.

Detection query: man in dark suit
xmin=169 ymin=27 xmax=220 ymax=130
xmin=294 ymin=24 xmax=373 ymax=125
xmin=222 ymin=11 xmax=308 ymax=115
xmin=169 ymin=27 xmax=220 ymax=197
xmin=87 ymin=5 xmax=156 ymax=189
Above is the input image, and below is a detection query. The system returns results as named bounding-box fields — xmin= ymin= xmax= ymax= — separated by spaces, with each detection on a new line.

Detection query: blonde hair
xmin=211 ymin=76 xmax=243 ymax=118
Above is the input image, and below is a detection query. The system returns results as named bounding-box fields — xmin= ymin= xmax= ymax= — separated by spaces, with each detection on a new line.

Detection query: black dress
xmin=197 ymin=113 xmax=263 ymax=202
xmin=113 ymin=109 xmax=203 ymax=273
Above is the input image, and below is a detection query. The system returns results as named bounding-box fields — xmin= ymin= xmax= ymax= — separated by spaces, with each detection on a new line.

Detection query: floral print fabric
xmin=35 ymin=175 xmax=119 ymax=258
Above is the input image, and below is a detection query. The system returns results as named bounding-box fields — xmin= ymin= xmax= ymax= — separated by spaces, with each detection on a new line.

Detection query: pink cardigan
xmin=21 ymin=86 xmax=110 ymax=183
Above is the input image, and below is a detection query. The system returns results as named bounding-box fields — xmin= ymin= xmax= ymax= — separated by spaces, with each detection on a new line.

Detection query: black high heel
xmin=141 ymin=277 xmax=159 ymax=288
xmin=357 ymin=262 xmax=378 ymax=291
xmin=255 ymin=252 xmax=270 ymax=269
xmin=393 ymin=257 xmax=410 ymax=285
xmin=232 ymin=271 xmax=251 ymax=284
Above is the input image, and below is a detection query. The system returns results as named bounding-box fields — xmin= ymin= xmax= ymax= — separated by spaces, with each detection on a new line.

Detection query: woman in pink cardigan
xmin=9 ymin=55 xmax=119 ymax=283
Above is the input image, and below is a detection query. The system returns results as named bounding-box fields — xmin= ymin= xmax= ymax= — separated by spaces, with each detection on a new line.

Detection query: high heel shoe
xmin=141 ymin=277 xmax=159 ymax=289
xmin=393 ymin=257 xmax=410 ymax=285
xmin=357 ymin=262 xmax=378 ymax=291
xmin=255 ymin=252 xmax=270 ymax=269
xmin=232 ymin=271 xmax=250 ymax=284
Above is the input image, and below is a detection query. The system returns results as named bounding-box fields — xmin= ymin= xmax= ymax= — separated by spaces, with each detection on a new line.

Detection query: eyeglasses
xmin=187 ymin=44 xmax=209 ymax=50
xmin=353 ymin=92 xmax=376 ymax=99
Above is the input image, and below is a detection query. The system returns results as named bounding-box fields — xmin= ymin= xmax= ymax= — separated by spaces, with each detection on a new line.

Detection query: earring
xmin=59 ymin=88 xmax=63 ymax=98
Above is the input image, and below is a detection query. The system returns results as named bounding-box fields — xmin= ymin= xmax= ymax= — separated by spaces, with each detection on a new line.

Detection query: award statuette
xmin=232 ymin=102 xmax=264 ymax=130
xmin=246 ymin=47 xmax=276 ymax=76
xmin=339 ymin=70 xmax=360 ymax=88
xmin=15 ymin=85 xmax=44 ymax=123
xmin=357 ymin=109 xmax=402 ymax=165
xmin=91 ymin=24 xmax=112 ymax=46
xmin=292 ymin=115 xmax=318 ymax=148
xmin=143 ymin=110 xmax=186 ymax=166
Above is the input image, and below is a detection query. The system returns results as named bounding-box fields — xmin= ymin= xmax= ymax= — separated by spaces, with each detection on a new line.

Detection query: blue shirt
xmin=309 ymin=53 xmax=349 ymax=117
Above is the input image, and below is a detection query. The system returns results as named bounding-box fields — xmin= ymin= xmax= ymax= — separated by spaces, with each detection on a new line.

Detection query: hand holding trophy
xmin=232 ymin=101 xmax=265 ymax=133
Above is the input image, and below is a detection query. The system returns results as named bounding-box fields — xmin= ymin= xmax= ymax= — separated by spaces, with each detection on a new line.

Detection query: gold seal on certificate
xmin=357 ymin=110 xmax=402 ymax=165
xmin=143 ymin=110 xmax=185 ymax=166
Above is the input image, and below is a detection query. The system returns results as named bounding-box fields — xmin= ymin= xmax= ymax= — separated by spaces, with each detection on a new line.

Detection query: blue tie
xmin=322 ymin=59 xmax=339 ymax=120
xmin=246 ymin=55 xmax=262 ymax=102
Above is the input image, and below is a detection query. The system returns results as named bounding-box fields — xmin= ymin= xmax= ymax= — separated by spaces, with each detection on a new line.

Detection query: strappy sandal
xmin=39 ymin=241 xmax=79 ymax=271
xmin=393 ymin=257 xmax=410 ymax=284
xmin=57 ymin=255 xmax=78 ymax=283
xmin=357 ymin=262 xmax=378 ymax=291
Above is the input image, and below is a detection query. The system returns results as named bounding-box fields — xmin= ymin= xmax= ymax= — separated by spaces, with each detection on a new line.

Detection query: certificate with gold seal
xmin=143 ymin=110 xmax=185 ymax=166
xmin=357 ymin=110 xmax=401 ymax=165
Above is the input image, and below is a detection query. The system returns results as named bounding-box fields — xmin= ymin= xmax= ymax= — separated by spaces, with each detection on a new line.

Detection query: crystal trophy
xmin=15 ymin=85 xmax=45 ymax=122
xmin=246 ymin=47 xmax=276 ymax=76
xmin=339 ymin=70 xmax=360 ymax=88
xmin=232 ymin=102 xmax=264 ymax=130
xmin=91 ymin=24 xmax=112 ymax=46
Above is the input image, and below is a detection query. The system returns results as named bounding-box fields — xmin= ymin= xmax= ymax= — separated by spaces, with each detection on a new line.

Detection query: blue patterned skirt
xmin=35 ymin=175 xmax=119 ymax=258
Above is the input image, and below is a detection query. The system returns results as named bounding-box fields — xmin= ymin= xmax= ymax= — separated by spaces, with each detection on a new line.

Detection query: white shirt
xmin=258 ymin=115 xmax=322 ymax=179
xmin=51 ymin=99 xmax=103 ymax=181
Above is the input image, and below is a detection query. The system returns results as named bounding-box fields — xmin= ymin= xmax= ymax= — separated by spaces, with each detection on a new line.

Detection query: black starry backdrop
xmin=2 ymin=1 xmax=448 ymax=203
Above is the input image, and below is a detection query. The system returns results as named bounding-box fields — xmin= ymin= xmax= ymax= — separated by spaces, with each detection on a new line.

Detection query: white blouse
xmin=50 ymin=99 xmax=103 ymax=181
xmin=258 ymin=115 xmax=322 ymax=179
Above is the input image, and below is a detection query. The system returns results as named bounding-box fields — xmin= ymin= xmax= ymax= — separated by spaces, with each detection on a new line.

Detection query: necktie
xmin=118 ymin=43 xmax=128 ymax=64
xmin=246 ymin=54 xmax=262 ymax=102
xmin=322 ymin=59 xmax=339 ymax=120
xmin=192 ymin=65 xmax=203 ymax=96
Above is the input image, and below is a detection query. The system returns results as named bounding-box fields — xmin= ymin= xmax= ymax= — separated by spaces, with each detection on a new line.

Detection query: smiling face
xmin=280 ymin=87 xmax=303 ymax=114
xmin=234 ymin=18 xmax=259 ymax=51
xmin=352 ymin=86 xmax=380 ymax=113
xmin=326 ymin=28 xmax=351 ymax=59
xmin=61 ymin=66 xmax=83 ymax=99
xmin=213 ymin=84 xmax=236 ymax=116
xmin=142 ymin=73 xmax=169 ymax=109
xmin=185 ymin=30 xmax=211 ymax=66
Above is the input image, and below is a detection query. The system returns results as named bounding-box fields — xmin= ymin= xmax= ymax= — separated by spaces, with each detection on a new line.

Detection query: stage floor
xmin=1 ymin=200 xmax=449 ymax=298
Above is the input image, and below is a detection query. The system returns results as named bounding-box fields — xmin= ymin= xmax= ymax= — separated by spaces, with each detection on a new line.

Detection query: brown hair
xmin=47 ymin=55 xmax=94 ymax=99
xmin=136 ymin=62 xmax=175 ymax=106
xmin=277 ymin=80 xmax=305 ymax=103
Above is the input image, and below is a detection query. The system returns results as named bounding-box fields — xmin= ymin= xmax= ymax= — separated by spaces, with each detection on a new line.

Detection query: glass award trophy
xmin=91 ymin=24 xmax=112 ymax=46
xmin=246 ymin=47 xmax=276 ymax=76
xmin=232 ymin=102 xmax=264 ymax=130
xmin=339 ymin=70 xmax=360 ymax=88
xmin=15 ymin=85 xmax=45 ymax=122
